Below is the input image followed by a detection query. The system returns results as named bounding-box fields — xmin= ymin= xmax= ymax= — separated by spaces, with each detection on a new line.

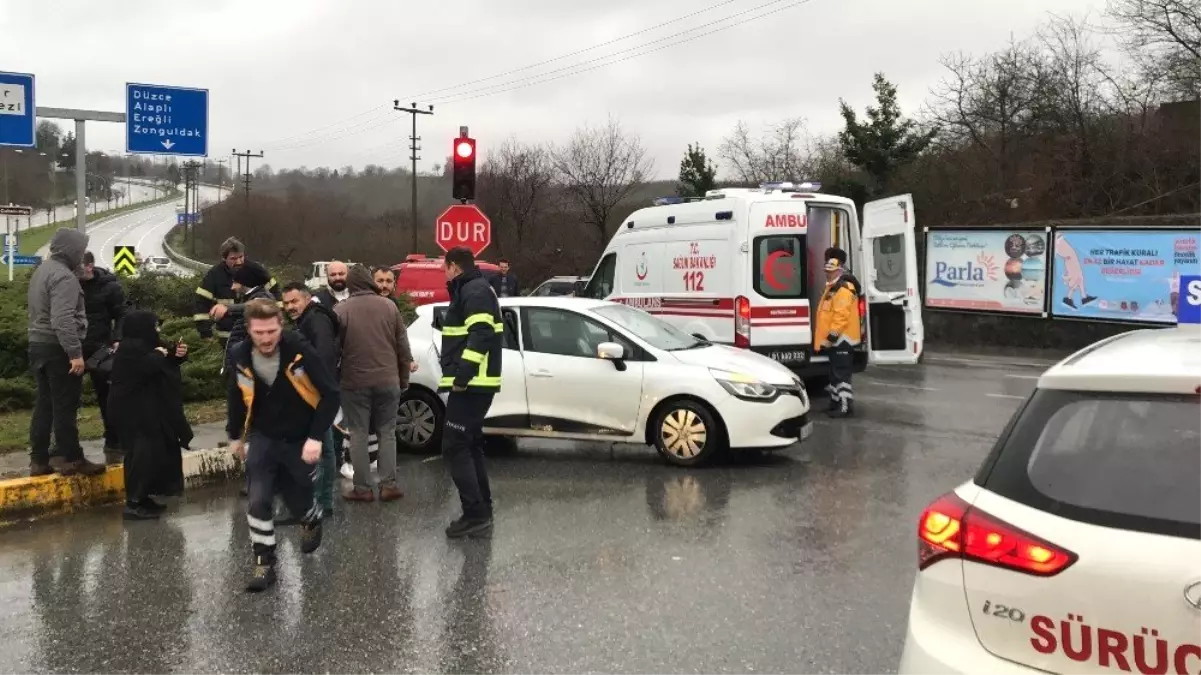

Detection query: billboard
xmin=924 ymin=230 xmax=1048 ymax=314
xmin=1051 ymin=230 xmax=1201 ymax=323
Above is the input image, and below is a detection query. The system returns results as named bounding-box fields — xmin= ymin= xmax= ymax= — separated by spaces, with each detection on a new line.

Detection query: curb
xmin=0 ymin=446 xmax=242 ymax=524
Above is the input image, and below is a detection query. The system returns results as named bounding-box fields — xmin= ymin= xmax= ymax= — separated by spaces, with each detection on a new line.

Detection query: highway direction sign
xmin=125 ymin=82 xmax=208 ymax=156
xmin=0 ymin=204 xmax=32 ymax=216
xmin=1 ymin=254 xmax=40 ymax=266
xmin=0 ymin=71 xmax=36 ymax=147
xmin=113 ymin=245 xmax=137 ymax=276
xmin=177 ymin=212 xmax=200 ymax=225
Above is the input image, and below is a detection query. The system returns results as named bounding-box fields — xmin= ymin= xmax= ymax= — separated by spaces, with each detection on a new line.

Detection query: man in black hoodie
xmin=282 ymin=281 xmax=340 ymax=517
xmin=80 ymin=251 xmax=126 ymax=463
xmin=211 ymin=260 xmax=277 ymax=376
xmin=227 ymin=299 xmax=339 ymax=592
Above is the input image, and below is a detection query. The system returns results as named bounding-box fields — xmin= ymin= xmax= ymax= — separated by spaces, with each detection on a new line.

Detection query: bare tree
xmin=718 ymin=118 xmax=812 ymax=184
xmin=479 ymin=137 xmax=554 ymax=254
xmin=551 ymin=117 xmax=653 ymax=242
xmin=1106 ymin=0 xmax=1201 ymax=98
xmin=926 ymin=40 xmax=1051 ymax=193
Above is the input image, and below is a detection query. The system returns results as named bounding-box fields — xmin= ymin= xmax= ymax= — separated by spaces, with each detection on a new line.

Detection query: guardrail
xmin=162 ymin=227 xmax=210 ymax=273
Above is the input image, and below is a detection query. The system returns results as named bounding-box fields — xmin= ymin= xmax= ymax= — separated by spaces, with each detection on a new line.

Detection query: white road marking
xmin=420 ymin=456 xmax=441 ymax=463
xmin=1004 ymin=374 xmax=1041 ymax=380
xmin=986 ymin=393 xmax=1025 ymax=400
xmin=863 ymin=380 xmax=940 ymax=391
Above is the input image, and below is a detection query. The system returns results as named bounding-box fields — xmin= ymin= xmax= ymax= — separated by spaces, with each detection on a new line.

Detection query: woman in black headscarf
xmin=108 ymin=310 xmax=194 ymax=520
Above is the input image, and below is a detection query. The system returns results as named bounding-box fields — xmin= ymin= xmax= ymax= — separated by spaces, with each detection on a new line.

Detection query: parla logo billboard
xmin=931 ymin=252 xmax=1000 ymax=287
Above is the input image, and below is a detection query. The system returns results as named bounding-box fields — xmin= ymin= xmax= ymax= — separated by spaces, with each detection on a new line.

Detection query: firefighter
xmin=814 ymin=247 xmax=861 ymax=418
xmin=194 ymin=237 xmax=278 ymax=344
xmin=438 ymin=246 xmax=503 ymax=538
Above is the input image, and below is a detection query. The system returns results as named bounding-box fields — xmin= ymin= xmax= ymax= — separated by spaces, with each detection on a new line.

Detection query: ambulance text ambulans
xmin=576 ymin=182 xmax=924 ymax=377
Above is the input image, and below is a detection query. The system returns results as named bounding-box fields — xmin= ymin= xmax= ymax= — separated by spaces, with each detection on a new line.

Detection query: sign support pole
xmin=6 ymin=217 xmax=12 ymax=282
xmin=37 ymin=107 xmax=127 ymax=235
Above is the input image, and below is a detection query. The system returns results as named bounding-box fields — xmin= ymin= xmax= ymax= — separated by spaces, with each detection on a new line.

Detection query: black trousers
xmin=245 ymin=432 xmax=320 ymax=561
xmin=29 ymin=343 xmax=84 ymax=464
xmin=826 ymin=346 xmax=854 ymax=412
xmin=442 ymin=391 xmax=495 ymax=521
xmin=88 ymin=369 xmax=118 ymax=449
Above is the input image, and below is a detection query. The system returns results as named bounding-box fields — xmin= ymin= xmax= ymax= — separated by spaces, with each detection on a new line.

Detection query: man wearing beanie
xmin=213 ymin=260 xmax=277 ymax=375
xmin=813 ymin=247 xmax=862 ymax=418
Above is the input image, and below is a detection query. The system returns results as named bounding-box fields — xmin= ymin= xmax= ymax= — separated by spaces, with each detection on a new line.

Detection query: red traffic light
xmin=455 ymin=140 xmax=475 ymax=159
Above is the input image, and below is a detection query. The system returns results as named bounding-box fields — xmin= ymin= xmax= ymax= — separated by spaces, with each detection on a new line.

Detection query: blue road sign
xmin=0 ymin=71 xmax=36 ymax=148
xmin=1179 ymin=275 xmax=1201 ymax=325
xmin=1 ymin=253 xmax=41 ymax=266
xmin=176 ymin=212 xmax=200 ymax=224
xmin=125 ymin=82 xmax=208 ymax=156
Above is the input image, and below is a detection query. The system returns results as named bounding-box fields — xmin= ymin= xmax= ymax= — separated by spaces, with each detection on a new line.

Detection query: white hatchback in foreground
xmin=899 ymin=325 xmax=1201 ymax=674
xmin=398 ymin=297 xmax=812 ymax=466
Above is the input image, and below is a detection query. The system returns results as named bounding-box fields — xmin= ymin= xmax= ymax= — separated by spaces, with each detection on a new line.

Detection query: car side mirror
xmin=597 ymin=341 xmax=627 ymax=371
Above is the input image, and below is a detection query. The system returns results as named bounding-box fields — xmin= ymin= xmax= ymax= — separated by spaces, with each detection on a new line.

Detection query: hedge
xmin=0 ymin=269 xmax=223 ymax=412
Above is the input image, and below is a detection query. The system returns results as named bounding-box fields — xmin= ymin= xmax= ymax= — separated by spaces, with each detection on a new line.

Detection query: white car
xmin=397 ymin=297 xmax=813 ymax=466
xmin=529 ymin=275 xmax=588 ymax=297
xmin=141 ymin=256 xmax=171 ymax=272
xmin=898 ymin=324 xmax=1201 ymax=674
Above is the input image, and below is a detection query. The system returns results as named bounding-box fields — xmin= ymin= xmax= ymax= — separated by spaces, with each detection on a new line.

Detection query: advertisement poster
xmin=924 ymin=230 xmax=1047 ymax=314
xmin=1051 ymin=230 xmax=1201 ymax=323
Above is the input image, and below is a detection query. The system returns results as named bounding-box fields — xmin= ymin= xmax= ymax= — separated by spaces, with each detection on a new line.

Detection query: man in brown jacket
xmin=334 ymin=265 xmax=416 ymax=502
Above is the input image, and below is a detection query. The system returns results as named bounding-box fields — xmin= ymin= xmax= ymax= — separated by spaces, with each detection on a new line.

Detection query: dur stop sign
xmin=435 ymin=204 xmax=491 ymax=257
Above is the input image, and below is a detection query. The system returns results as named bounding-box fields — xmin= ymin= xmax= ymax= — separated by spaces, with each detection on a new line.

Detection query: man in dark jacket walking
xmin=228 ymin=299 xmax=339 ymax=592
xmin=80 ymin=251 xmax=126 ymax=463
xmin=194 ymin=238 xmax=278 ymax=343
xmin=282 ymin=281 xmax=341 ymax=516
xmin=335 ymin=265 xmax=414 ymax=503
xmin=27 ymin=229 xmax=106 ymax=477
xmin=439 ymin=246 xmax=503 ymax=538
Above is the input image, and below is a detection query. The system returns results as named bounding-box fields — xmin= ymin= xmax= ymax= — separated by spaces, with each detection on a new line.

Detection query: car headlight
xmin=710 ymin=369 xmax=777 ymax=400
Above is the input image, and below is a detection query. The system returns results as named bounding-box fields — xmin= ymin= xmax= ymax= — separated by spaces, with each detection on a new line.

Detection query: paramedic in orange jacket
xmin=814 ymin=248 xmax=861 ymax=418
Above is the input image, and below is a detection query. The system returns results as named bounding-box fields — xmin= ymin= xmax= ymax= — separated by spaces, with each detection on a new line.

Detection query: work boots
xmin=245 ymin=556 xmax=277 ymax=593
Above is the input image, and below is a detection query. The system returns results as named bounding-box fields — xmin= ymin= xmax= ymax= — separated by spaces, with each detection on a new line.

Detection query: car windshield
xmin=591 ymin=304 xmax=704 ymax=351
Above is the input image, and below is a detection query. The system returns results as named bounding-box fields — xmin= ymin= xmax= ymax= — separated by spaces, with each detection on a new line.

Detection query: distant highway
xmin=6 ymin=178 xmax=164 ymax=233
xmin=37 ymin=185 xmax=224 ymax=276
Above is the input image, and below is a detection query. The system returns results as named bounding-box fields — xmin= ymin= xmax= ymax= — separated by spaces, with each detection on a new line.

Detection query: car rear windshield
xmin=752 ymin=234 xmax=806 ymax=299
xmin=979 ymin=389 xmax=1201 ymax=539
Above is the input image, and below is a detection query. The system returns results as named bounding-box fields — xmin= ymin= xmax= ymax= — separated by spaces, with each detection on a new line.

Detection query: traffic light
xmin=452 ymin=136 xmax=476 ymax=201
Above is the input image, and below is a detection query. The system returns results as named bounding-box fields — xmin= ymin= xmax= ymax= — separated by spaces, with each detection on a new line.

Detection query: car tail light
xmin=857 ymin=296 xmax=866 ymax=319
xmin=918 ymin=492 xmax=1076 ymax=577
xmin=734 ymin=295 xmax=751 ymax=349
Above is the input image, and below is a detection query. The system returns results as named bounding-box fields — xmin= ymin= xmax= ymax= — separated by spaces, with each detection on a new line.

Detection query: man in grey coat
xmin=28 ymin=228 xmax=106 ymax=477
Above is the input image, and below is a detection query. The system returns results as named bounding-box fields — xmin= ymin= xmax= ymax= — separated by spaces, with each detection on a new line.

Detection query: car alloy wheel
xmin=397 ymin=398 xmax=437 ymax=448
xmin=660 ymin=407 xmax=708 ymax=459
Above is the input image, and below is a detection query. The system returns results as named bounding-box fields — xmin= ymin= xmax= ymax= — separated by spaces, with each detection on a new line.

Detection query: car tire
xmin=650 ymin=398 xmax=727 ymax=467
xmin=396 ymin=388 xmax=443 ymax=455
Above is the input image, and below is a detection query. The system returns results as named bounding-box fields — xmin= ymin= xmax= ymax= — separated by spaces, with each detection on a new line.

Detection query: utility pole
xmin=393 ymin=101 xmax=434 ymax=253
xmin=232 ymin=149 xmax=264 ymax=209
xmin=216 ymin=158 xmax=228 ymax=201
xmin=182 ymin=160 xmax=203 ymax=257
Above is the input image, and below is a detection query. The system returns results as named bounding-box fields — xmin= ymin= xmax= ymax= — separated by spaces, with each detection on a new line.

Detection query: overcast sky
xmin=6 ymin=0 xmax=1111 ymax=179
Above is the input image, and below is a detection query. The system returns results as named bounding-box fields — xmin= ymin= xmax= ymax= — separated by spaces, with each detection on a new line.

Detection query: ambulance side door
xmin=861 ymin=194 xmax=923 ymax=364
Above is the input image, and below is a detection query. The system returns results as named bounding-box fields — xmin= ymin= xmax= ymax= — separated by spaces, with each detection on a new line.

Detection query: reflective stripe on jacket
xmin=438 ymin=268 xmax=503 ymax=393
xmin=814 ymin=276 xmax=861 ymax=351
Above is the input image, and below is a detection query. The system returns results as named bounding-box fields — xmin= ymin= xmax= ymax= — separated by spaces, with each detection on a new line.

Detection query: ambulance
xmin=575 ymin=182 xmax=924 ymax=378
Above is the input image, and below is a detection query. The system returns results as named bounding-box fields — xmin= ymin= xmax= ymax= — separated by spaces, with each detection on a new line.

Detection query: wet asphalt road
xmin=0 ymin=354 xmax=1046 ymax=674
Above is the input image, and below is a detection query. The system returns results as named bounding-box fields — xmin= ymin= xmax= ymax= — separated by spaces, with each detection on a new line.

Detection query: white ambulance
xmin=576 ymin=182 xmax=924 ymax=378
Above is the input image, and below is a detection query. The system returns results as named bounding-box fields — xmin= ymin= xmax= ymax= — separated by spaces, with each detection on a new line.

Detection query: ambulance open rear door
xmin=861 ymin=194 xmax=923 ymax=365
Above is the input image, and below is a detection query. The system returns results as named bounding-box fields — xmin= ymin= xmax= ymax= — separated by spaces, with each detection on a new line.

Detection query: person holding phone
xmin=108 ymin=311 xmax=193 ymax=520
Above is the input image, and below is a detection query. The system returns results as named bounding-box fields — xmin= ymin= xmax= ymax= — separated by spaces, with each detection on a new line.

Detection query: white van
xmin=576 ymin=182 xmax=924 ymax=378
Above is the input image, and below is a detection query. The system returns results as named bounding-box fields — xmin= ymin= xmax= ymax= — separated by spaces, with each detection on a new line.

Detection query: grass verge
xmin=18 ymin=190 xmax=181 ymax=255
xmin=0 ymin=399 xmax=226 ymax=455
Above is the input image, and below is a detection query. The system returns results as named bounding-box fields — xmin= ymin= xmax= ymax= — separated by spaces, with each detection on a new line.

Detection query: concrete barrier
xmin=0 ymin=446 xmax=242 ymax=525
xmin=163 ymin=231 xmax=210 ymax=273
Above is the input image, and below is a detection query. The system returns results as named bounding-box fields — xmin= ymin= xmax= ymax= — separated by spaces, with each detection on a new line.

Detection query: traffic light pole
xmin=393 ymin=101 xmax=433 ymax=253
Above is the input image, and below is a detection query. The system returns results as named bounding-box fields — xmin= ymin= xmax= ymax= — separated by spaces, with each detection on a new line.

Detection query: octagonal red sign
xmin=435 ymin=204 xmax=491 ymax=257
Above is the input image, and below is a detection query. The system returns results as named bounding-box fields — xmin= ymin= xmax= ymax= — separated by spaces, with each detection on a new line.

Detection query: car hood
xmin=668 ymin=344 xmax=800 ymax=386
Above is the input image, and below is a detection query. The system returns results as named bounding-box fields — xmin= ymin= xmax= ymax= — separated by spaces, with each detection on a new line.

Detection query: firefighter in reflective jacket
xmin=814 ymin=247 xmax=861 ymax=418
xmin=194 ymin=237 xmax=277 ymax=343
xmin=438 ymin=246 xmax=503 ymax=539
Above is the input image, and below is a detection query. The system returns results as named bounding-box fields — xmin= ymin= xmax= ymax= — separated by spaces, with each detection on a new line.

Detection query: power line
xmin=434 ymin=0 xmax=811 ymax=106
xmin=254 ymin=1 xmax=740 ymax=149
xmin=407 ymin=0 xmax=738 ymax=101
